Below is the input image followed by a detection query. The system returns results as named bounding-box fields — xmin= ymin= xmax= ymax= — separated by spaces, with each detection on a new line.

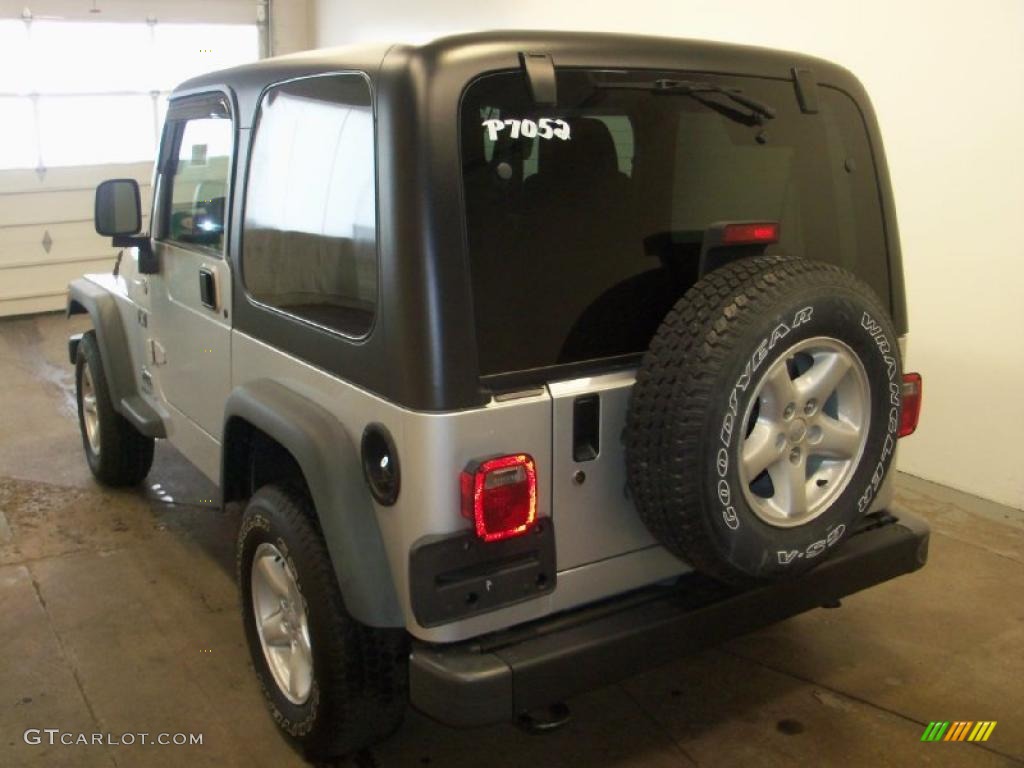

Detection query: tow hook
xmin=518 ymin=702 xmax=571 ymax=733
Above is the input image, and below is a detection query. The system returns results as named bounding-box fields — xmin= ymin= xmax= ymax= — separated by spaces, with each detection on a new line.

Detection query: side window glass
xmin=242 ymin=74 xmax=377 ymax=338
xmin=164 ymin=116 xmax=232 ymax=253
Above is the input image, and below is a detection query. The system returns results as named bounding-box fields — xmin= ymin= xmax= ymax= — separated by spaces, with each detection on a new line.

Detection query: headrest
xmin=536 ymin=117 xmax=620 ymax=181
xmin=194 ymin=180 xmax=226 ymax=208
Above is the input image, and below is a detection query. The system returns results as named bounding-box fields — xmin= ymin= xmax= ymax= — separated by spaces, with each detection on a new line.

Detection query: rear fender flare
xmin=223 ymin=379 xmax=404 ymax=628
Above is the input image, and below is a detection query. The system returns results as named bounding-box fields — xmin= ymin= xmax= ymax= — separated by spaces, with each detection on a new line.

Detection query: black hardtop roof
xmin=173 ymin=29 xmax=860 ymax=126
xmin=167 ymin=30 xmax=904 ymax=411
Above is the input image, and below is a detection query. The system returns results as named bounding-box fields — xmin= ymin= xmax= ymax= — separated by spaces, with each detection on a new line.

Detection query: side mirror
xmin=95 ymin=179 xmax=142 ymax=237
xmin=95 ymin=179 xmax=159 ymax=274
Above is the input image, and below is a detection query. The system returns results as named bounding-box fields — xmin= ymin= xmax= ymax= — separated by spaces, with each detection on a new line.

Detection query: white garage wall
xmin=270 ymin=0 xmax=314 ymax=56
xmin=313 ymin=0 xmax=1024 ymax=509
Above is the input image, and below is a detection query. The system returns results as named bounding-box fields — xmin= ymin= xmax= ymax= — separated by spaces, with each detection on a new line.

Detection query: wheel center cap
xmin=788 ymin=418 xmax=808 ymax=444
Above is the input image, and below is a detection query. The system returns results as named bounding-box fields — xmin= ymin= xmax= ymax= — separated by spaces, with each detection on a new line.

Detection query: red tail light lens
xmin=899 ymin=372 xmax=922 ymax=438
xmin=721 ymin=222 xmax=780 ymax=245
xmin=460 ymin=454 xmax=537 ymax=542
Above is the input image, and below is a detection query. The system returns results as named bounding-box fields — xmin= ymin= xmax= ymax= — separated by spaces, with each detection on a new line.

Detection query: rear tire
xmin=75 ymin=331 xmax=154 ymax=486
xmin=237 ymin=484 xmax=408 ymax=759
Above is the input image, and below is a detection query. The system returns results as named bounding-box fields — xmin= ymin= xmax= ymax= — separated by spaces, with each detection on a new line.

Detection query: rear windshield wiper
xmin=597 ymin=78 xmax=776 ymax=126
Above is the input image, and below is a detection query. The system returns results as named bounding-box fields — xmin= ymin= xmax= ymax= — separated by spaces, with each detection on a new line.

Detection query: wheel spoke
xmin=769 ymin=456 xmax=809 ymax=519
xmin=287 ymin=644 xmax=311 ymax=699
xmin=742 ymin=422 xmax=783 ymax=478
xmin=259 ymin=607 xmax=290 ymax=647
xmin=296 ymin=627 xmax=312 ymax=665
xmin=257 ymin=555 xmax=293 ymax=599
xmin=760 ymin=362 xmax=798 ymax=420
xmin=813 ymin=416 xmax=862 ymax=459
xmin=795 ymin=351 xmax=851 ymax=403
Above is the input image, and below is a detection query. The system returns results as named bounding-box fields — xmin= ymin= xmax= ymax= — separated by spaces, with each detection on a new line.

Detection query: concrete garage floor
xmin=1 ymin=312 xmax=1022 ymax=768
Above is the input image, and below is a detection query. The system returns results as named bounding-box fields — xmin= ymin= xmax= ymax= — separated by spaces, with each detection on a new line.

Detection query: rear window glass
xmin=461 ymin=70 xmax=889 ymax=378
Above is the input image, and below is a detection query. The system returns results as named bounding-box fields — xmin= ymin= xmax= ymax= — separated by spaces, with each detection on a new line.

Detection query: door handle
xmin=198 ymin=268 xmax=217 ymax=310
xmin=572 ymin=394 xmax=600 ymax=462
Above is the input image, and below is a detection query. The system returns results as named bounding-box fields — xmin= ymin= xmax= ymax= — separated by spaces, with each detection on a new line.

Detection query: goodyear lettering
xmin=718 ymin=306 xmax=815 ymax=533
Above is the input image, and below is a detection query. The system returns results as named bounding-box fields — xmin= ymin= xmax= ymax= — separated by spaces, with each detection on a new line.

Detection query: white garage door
xmin=0 ymin=163 xmax=153 ymax=315
xmin=0 ymin=13 xmax=258 ymax=317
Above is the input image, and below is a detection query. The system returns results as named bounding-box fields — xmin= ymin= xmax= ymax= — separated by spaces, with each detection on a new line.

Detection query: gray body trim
xmin=66 ymin=277 xmax=166 ymax=439
xmin=222 ymin=379 xmax=403 ymax=627
xmin=409 ymin=509 xmax=930 ymax=726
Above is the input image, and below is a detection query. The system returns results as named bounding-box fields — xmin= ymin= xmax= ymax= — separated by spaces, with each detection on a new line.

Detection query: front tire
xmin=237 ymin=485 xmax=408 ymax=759
xmin=75 ymin=331 xmax=154 ymax=486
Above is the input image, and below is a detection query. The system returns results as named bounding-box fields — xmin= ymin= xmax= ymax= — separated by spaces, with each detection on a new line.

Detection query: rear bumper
xmin=409 ymin=508 xmax=929 ymax=727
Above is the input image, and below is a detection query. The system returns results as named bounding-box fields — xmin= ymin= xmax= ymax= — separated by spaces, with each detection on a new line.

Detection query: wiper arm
xmin=597 ymin=78 xmax=776 ymax=125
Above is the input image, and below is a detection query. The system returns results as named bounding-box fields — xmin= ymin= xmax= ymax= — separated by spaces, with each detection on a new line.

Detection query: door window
xmin=161 ymin=112 xmax=233 ymax=254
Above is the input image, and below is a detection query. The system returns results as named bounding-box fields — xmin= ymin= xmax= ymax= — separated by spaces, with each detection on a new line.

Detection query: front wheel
xmin=237 ymin=485 xmax=408 ymax=759
xmin=75 ymin=331 xmax=154 ymax=486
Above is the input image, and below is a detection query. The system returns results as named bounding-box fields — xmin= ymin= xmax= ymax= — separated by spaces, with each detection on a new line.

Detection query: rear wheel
xmin=75 ymin=331 xmax=154 ymax=486
xmin=237 ymin=485 xmax=408 ymax=759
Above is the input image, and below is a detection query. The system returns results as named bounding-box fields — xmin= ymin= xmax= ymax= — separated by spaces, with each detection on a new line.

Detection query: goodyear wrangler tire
xmin=626 ymin=256 xmax=902 ymax=583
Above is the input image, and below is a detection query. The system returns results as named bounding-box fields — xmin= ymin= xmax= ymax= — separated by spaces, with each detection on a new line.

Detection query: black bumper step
xmin=409 ymin=509 xmax=930 ymax=726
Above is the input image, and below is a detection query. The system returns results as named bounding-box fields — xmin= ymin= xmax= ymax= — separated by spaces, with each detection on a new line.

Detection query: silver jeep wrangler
xmin=67 ymin=30 xmax=927 ymax=759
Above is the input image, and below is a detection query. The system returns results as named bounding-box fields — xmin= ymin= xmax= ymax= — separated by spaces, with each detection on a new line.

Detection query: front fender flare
xmin=66 ymin=278 xmax=165 ymax=438
xmin=223 ymin=379 xmax=403 ymax=628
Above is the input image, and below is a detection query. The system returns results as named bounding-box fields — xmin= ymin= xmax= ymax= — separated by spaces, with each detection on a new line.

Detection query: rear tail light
xmin=721 ymin=221 xmax=780 ymax=246
xmin=899 ymin=373 xmax=922 ymax=438
xmin=460 ymin=454 xmax=537 ymax=542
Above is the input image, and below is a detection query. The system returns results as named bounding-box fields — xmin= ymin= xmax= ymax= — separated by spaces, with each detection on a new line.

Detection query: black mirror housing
xmin=136 ymin=246 xmax=160 ymax=274
xmin=96 ymin=178 xmax=158 ymax=273
xmin=95 ymin=179 xmax=142 ymax=237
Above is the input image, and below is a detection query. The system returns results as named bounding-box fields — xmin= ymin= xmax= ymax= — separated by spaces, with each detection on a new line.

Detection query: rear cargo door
xmin=548 ymin=370 xmax=657 ymax=569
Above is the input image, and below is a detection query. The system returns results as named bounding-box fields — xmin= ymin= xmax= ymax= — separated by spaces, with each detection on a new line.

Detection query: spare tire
xmin=626 ymin=256 xmax=903 ymax=583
